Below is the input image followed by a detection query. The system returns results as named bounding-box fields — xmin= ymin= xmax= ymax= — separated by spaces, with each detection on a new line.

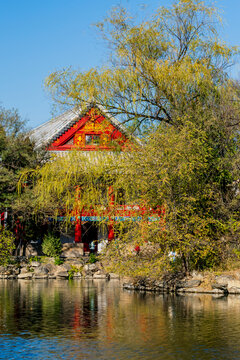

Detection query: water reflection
xmin=0 ymin=280 xmax=240 ymax=359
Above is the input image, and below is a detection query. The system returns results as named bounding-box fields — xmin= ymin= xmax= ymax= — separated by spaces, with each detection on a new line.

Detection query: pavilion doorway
xmin=82 ymin=222 xmax=98 ymax=253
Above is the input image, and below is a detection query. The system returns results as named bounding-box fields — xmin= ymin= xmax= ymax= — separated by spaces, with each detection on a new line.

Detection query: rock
xmin=71 ymin=259 xmax=84 ymax=266
xmin=83 ymin=263 xmax=97 ymax=272
xmin=109 ymin=273 xmax=120 ymax=280
xmin=62 ymin=263 xmax=72 ymax=271
xmin=34 ymin=266 xmax=49 ymax=275
xmin=228 ymin=287 xmax=240 ymax=294
xmin=30 ymin=261 xmax=41 ymax=267
xmin=191 ymin=271 xmax=204 ymax=280
xmin=121 ymin=276 xmax=134 ymax=284
xmin=18 ymin=272 xmax=33 ymax=279
xmin=62 ymin=243 xmax=84 ymax=258
xmin=82 ymin=263 xmax=98 ymax=277
xmin=20 ymin=267 xmax=29 ymax=274
xmin=72 ymin=272 xmax=82 ymax=279
xmin=155 ymin=282 xmax=165 ymax=291
xmin=91 ymin=263 xmax=97 ymax=271
xmin=4 ymin=270 xmax=13 ymax=276
xmin=216 ymin=275 xmax=235 ymax=283
xmin=0 ymin=266 xmax=7 ymax=273
xmin=176 ymin=287 xmax=226 ymax=294
xmin=44 ymin=263 xmax=56 ymax=273
xmin=177 ymin=279 xmax=201 ymax=289
xmin=7 ymin=275 xmax=16 ymax=279
xmin=145 ymin=286 xmax=155 ymax=291
xmin=48 ymin=274 xmax=56 ymax=279
xmin=226 ymin=279 xmax=240 ymax=289
xmin=234 ymin=272 xmax=240 ymax=280
xmin=177 ymin=287 xmax=207 ymax=293
xmin=56 ymin=271 xmax=69 ymax=279
xmin=3 ymin=265 xmax=17 ymax=276
xmin=93 ymin=273 xmax=108 ymax=279
xmin=123 ymin=283 xmax=135 ymax=290
xmin=212 ymin=283 xmax=228 ymax=291
xmin=20 ymin=261 xmax=28 ymax=267
xmin=55 ymin=264 xmax=69 ymax=272
xmin=25 ymin=244 xmax=39 ymax=257
xmin=211 ymin=288 xmax=225 ymax=294
xmin=93 ymin=269 xmax=109 ymax=278
xmin=83 ymin=265 xmax=88 ymax=273
xmin=215 ymin=276 xmax=240 ymax=290
xmin=94 ymin=270 xmax=102 ymax=275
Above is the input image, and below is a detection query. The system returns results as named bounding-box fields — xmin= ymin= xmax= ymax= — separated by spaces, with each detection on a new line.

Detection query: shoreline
xmin=1 ymin=257 xmax=240 ymax=296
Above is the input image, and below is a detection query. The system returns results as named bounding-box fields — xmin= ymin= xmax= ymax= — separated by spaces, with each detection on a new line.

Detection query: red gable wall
xmin=48 ymin=108 xmax=128 ymax=151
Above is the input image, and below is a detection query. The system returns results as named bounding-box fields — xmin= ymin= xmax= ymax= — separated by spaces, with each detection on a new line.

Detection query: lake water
xmin=0 ymin=280 xmax=240 ymax=359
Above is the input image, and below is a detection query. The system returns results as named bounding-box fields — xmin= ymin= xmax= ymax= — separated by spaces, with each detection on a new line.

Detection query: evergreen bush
xmin=54 ymin=256 xmax=64 ymax=265
xmin=42 ymin=233 xmax=62 ymax=257
xmin=0 ymin=227 xmax=15 ymax=265
xmin=89 ymin=253 xmax=97 ymax=264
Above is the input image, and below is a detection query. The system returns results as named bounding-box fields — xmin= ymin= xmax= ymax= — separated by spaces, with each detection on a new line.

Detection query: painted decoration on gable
xmin=83 ymin=122 xmax=103 ymax=132
xmin=48 ymin=107 xmax=127 ymax=151
xmin=75 ymin=134 xmax=84 ymax=147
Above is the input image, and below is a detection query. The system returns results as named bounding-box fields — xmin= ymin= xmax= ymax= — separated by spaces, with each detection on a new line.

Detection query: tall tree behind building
xmin=28 ymin=0 xmax=240 ymax=273
xmin=0 ymin=106 xmax=45 ymax=224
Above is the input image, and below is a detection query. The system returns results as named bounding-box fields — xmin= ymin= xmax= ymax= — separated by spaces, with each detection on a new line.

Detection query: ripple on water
xmin=0 ymin=281 xmax=240 ymax=359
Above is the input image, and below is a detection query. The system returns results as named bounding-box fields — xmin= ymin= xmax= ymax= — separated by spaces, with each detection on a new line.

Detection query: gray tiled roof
xmin=30 ymin=107 xmax=82 ymax=148
xmin=30 ymin=103 xmax=138 ymax=149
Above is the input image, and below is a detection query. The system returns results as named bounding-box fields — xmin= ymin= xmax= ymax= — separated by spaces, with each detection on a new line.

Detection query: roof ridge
xmin=30 ymin=103 xmax=141 ymax=148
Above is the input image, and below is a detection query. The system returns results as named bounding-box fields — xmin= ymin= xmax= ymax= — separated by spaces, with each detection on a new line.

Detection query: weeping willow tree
xmin=20 ymin=146 xmax=168 ymax=276
xmin=21 ymin=88 xmax=240 ymax=275
xmin=21 ymin=0 xmax=240 ymax=275
xmin=45 ymin=0 xmax=238 ymax=132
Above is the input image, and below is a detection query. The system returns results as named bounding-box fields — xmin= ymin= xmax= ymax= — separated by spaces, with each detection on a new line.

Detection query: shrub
xmin=68 ymin=265 xmax=80 ymax=279
xmin=89 ymin=253 xmax=97 ymax=264
xmin=0 ymin=227 xmax=15 ymax=265
xmin=29 ymin=256 xmax=41 ymax=263
xmin=54 ymin=256 xmax=64 ymax=265
xmin=42 ymin=233 xmax=62 ymax=257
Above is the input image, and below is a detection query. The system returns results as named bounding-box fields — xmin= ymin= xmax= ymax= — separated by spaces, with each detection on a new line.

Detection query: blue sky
xmin=0 ymin=0 xmax=239 ymax=129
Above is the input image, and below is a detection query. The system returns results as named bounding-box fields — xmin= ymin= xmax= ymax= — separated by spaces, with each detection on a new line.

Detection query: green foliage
xmin=88 ymin=253 xmax=97 ymax=264
xmin=68 ymin=265 xmax=81 ymax=279
xmin=0 ymin=227 xmax=15 ymax=265
xmin=42 ymin=233 xmax=62 ymax=257
xmin=0 ymin=105 xmax=48 ymax=249
xmin=29 ymin=256 xmax=41 ymax=263
xmin=5 ymin=257 xmax=20 ymax=266
xmin=234 ymin=248 xmax=240 ymax=257
xmin=45 ymin=0 xmax=238 ymax=133
xmin=0 ymin=107 xmax=39 ymax=210
xmin=24 ymin=1 xmax=240 ymax=274
xmin=54 ymin=256 xmax=64 ymax=265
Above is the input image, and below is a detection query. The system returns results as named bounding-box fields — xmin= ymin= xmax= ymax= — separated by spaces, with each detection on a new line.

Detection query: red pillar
xmin=74 ymin=186 xmax=82 ymax=243
xmin=108 ymin=224 xmax=114 ymax=241
xmin=0 ymin=212 xmax=4 ymax=227
xmin=108 ymin=186 xmax=115 ymax=242
xmin=75 ymin=217 xmax=82 ymax=243
xmin=108 ymin=186 xmax=115 ymax=207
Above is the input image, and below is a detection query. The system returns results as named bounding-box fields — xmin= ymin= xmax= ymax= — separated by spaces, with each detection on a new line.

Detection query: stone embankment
xmin=0 ymin=258 xmax=120 ymax=281
xmin=123 ymin=272 xmax=240 ymax=295
xmin=2 ymin=258 xmax=240 ymax=296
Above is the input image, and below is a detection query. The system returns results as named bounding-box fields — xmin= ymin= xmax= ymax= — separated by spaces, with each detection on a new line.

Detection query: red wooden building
xmin=31 ymin=104 xmax=161 ymax=253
